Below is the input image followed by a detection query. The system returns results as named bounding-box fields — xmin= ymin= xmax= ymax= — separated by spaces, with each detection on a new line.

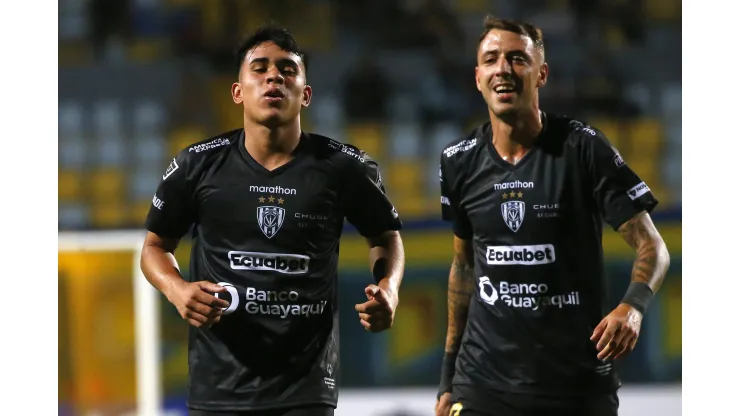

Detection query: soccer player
xmin=434 ymin=16 xmax=671 ymax=416
xmin=140 ymin=26 xmax=405 ymax=416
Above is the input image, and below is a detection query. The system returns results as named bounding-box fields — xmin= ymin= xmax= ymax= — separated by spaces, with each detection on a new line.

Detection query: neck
xmin=243 ymin=116 xmax=302 ymax=171
xmin=490 ymin=107 xmax=543 ymax=163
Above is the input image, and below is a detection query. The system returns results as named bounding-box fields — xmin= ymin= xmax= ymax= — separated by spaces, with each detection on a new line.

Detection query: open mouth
xmin=493 ymin=84 xmax=516 ymax=96
xmin=264 ymin=89 xmax=285 ymax=101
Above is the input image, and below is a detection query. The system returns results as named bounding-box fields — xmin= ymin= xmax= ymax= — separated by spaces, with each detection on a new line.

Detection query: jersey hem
xmin=453 ymin=381 xmax=621 ymax=398
xmin=186 ymin=398 xmax=337 ymax=412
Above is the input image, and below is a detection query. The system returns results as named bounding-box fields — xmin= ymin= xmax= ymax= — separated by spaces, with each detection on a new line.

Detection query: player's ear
xmin=302 ymin=85 xmax=312 ymax=108
xmin=231 ymin=82 xmax=243 ymax=105
xmin=475 ymin=66 xmax=482 ymax=92
xmin=537 ymin=62 xmax=549 ymax=88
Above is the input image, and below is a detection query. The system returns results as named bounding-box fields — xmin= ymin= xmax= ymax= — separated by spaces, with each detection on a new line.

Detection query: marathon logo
xmin=486 ymin=244 xmax=556 ymax=266
xmin=493 ymin=180 xmax=534 ymax=191
xmin=627 ymin=182 xmax=650 ymax=200
xmin=249 ymin=185 xmax=297 ymax=195
xmin=228 ymin=251 xmax=310 ymax=274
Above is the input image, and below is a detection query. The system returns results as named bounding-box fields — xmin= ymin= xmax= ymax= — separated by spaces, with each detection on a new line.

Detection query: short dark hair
xmin=478 ymin=15 xmax=545 ymax=60
xmin=235 ymin=25 xmax=309 ymax=75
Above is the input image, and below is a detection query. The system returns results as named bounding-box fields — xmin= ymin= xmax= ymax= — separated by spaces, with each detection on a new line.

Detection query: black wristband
xmin=620 ymin=282 xmax=654 ymax=315
xmin=437 ymin=351 xmax=457 ymax=399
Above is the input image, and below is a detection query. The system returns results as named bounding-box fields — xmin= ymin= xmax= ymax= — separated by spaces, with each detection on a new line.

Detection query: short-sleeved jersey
xmin=439 ymin=113 xmax=658 ymax=396
xmin=145 ymin=129 xmax=402 ymax=412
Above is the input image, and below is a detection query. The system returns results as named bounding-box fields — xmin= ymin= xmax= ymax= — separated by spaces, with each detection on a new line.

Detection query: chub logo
xmin=486 ymin=244 xmax=556 ymax=265
xmin=228 ymin=251 xmax=310 ymax=274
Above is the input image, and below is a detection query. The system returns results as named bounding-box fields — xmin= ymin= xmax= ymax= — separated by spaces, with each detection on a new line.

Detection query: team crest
xmin=501 ymin=200 xmax=525 ymax=232
xmin=257 ymin=206 xmax=285 ymax=239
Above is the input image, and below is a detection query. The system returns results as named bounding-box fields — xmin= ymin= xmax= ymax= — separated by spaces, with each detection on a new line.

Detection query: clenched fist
xmin=354 ymin=284 xmax=398 ymax=332
xmin=168 ymin=281 xmax=230 ymax=328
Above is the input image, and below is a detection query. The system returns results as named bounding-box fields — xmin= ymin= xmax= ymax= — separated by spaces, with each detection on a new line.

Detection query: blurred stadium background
xmin=58 ymin=0 xmax=682 ymax=415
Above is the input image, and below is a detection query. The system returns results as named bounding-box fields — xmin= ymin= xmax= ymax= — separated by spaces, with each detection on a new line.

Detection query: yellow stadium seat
xmin=394 ymin=192 xmax=428 ymax=218
xmin=645 ymin=0 xmax=681 ymax=21
xmin=211 ymin=76 xmax=242 ymax=131
xmin=130 ymin=200 xmax=154 ymax=226
xmin=292 ymin=3 xmax=335 ymax=52
xmin=59 ymin=170 xmax=83 ymax=202
xmin=127 ymin=39 xmax=169 ymax=63
xmin=386 ymin=160 xmax=424 ymax=191
xmin=604 ymin=25 xmax=626 ymax=47
xmin=454 ymin=0 xmax=488 ymax=13
xmin=91 ymin=202 xmax=129 ymax=228
xmin=627 ymin=118 xmax=663 ymax=154
xmin=546 ymin=0 xmax=569 ymax=10
xmin=201 ymin=0 xmax=223 ymax=43
xmin=627 ymin=158 xmax=660 ymax=188
xmin=90 ymin=170 xmax=127 ymax=203
xmin=346 ymin=123 xmax=385 ymax=159
xmin=170 ymin=125 xmax=207 ymax=156
xmin=59 ymin=41 xmax=91 ymax=67
xmin=589 ymin=118 xmax=623 ymax=149
xmin=167 ymin=0 xmax=198 ymax=7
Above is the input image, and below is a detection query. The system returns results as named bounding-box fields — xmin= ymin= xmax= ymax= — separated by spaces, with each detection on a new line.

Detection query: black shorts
xmin=451 ymin=385 xmax=619 ymax=416
xmin=188 ymin=404 xmax=334 ymax=416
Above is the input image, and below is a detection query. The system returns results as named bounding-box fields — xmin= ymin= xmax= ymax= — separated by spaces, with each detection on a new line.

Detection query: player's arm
xmin=140 ymin=154 xmax=228 ymax=328
xmin=355 ymin=230 xmax=405 ymax=332
xmin=436 ymin=158 xmax=474 ymax=415
xmin=342 ymin=149 xmax=404 ymax=333
xmin=140 ymin=232 xmax=186 ymax=301
xmin=439 ymin=236 xmax=475 ymax=395
xmin=617 ymin=211 xmax=670 ymax=295
xmin=585 ymin=126 xmax=669 ymax=360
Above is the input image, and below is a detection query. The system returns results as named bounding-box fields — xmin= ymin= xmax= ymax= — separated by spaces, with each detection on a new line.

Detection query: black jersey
xmin=439 ymin=113 xmax=658 ymax=396
xmin=145 ymin=129 xmax=402 ymax=411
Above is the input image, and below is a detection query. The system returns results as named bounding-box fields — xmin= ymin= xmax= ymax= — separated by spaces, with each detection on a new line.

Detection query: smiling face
xmin=231 ymin=41 xmax=312 ymax=127
xmin=475 ymin=29 xmax=548 ymax=121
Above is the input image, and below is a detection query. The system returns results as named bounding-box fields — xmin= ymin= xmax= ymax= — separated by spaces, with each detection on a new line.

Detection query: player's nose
xmin=491 ymin=56 xmax=513 ymax=77
xmin=266 ymin=67 xmax=285 ymax=84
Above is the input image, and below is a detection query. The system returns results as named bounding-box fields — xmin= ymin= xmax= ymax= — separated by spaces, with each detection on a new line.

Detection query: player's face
xmin=232 ymin=42 xmax=312 ymax=127
xmin=475 ymin=30 xmax=548 ymax=120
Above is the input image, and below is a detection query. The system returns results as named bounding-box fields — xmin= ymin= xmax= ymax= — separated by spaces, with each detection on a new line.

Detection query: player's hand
xmin=168 ymin=281 xmax=230 ymax=328
xmin=590 ymin=303 xmax=643 ymax=361
xmin=435 ymin=392 xmax=453 ymax=416
xmin=354 ymin=284 xmax=398 ymax=332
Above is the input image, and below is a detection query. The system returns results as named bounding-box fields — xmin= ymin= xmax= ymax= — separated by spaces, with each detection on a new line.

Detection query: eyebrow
xmin=248 ymin=57 xmax=300 ymax=68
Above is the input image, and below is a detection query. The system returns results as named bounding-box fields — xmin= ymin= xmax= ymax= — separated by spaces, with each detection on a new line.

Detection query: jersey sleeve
xmin=144 ymin=151 xmax=196 ymax=239
xmin=341 ymin=153 xmax=403 ymax=238
xmin=586 ymin=129 xmax=659 ymax=230
xmin=440 ymin=156 xmax=473 ymax=239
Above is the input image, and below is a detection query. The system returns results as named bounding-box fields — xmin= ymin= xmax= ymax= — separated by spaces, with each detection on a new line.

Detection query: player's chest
xmin=194 ymin=167 xmax=343 ymax=239
xmin=461 ymin=160 xmax=578 ymax=236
